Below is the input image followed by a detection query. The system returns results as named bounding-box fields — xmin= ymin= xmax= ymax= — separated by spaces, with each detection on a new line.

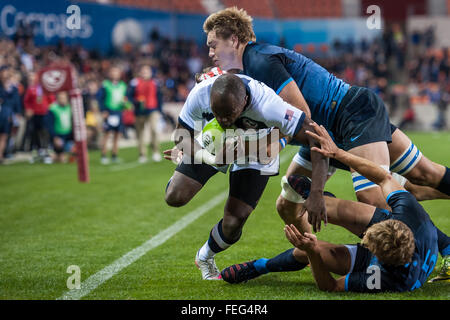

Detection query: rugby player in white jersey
xmin=164 ymin=72 xmax=329 ymax=280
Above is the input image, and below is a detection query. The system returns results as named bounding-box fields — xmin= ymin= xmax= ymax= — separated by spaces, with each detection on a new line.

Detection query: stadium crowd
xmin=0 ymin=27 xmax=209 ymax=164
xmin=0 ymin=24 xmax=448 ymax=164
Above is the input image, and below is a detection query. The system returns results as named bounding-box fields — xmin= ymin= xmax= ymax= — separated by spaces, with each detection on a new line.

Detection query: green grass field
xmin=0 ymin=132 xmax=449 ymax=300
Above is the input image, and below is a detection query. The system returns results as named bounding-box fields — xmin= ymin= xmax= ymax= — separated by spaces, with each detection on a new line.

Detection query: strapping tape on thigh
xmin=280 ymin=176 xmax=305 ymax=203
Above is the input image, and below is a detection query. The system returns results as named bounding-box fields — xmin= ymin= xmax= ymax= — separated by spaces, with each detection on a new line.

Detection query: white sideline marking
xmin=58 ymin=148 xmax=296 ymax=300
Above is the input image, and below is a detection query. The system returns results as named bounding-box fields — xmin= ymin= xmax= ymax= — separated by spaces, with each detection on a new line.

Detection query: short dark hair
xmin=210 ymin=73 xmax=246 ymax=117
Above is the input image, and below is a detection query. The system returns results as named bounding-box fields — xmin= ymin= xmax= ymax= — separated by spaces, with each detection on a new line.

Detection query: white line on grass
xmin=58 ymin=192 xmax=228 ymax=300
xmin=58 ymin=148 xmax=296 ymax=300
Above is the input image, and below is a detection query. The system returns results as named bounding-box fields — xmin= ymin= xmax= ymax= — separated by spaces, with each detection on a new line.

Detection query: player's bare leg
xmin=404 ymin=181 xmax=450 ymax=201
xmin=165 ymin=171 xmax=204 ymax=207
xmin=347 ymin=141 xmax=390 ymax=210
xmin=276 ymin=160 xmax=328 ymax=233
xmin=323 ymin=196 xmax=374 ymax=236
xmin=222 ymin=197 xmax=253 ymax=242
xmin=389 ymin=128 xmax=450 ymax=197
xmin=222 ymin=234 xmax=353 ymax=283
xmin=222 ymin=188 xmax=377 ymax=284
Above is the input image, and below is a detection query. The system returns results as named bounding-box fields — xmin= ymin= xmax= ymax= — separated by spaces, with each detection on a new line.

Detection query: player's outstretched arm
xmin=305 ymin=122 xmax=405 ymax=199
xmin=284 ymin=224 xmax=345 ymax=292
xmin=294 ymin=118 xmax=329 ymax=232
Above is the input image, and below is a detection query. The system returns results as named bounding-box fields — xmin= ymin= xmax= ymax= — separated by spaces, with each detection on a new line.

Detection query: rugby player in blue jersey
xmin=221 ymin=122 xmax=450 ymax=291
xmin=202 ymin=7 xmax=450 ymax=280
xmin=203 ymin=7 xmax=450 ymax=227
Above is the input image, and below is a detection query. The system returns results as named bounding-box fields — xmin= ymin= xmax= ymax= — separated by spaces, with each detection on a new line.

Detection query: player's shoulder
xmin=245 ymin=41 xmax=285 ymax=56
xmin=387 ymin=190 xmax=431 ymax=229
xmin=386 ymin=190 xmax=417 ymax=206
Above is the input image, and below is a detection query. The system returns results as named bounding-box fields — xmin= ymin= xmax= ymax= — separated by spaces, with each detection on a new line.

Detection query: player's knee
xmin=276 ymin=196 xmax=297 ymax=224
xmin=276 ymin=196 xmax=289 ymax=221
xmin=164 ymin=188 xmax=190 ymax=207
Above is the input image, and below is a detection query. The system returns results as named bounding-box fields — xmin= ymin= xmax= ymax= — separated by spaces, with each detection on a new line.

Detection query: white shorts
xmin=344 ymin=245 xmax=358 ymax=273
xmin=292 ymin=152 xmax=337 ymax=176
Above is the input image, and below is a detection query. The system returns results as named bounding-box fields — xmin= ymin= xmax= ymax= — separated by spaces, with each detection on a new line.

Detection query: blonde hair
xmin=361 ymin=220 xmax=415 ymax=266
xmin=203 ymin=7 xmax=256 ymax=44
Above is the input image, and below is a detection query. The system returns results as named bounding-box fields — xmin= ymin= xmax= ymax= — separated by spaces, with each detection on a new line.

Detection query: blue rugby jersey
xmin=242 ymin=42 xmax=350 ymax=129
xmin=345 ymin=191 xmax=438 ymax=293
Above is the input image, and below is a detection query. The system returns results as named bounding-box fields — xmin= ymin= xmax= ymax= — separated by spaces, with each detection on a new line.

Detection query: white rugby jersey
xmin=179 ymin=74 xmax=305 ymax=137
xmin=178 ymin=74 xmax=306 ymax=174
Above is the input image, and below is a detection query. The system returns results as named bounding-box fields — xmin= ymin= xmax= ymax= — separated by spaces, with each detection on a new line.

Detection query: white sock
xmin=198 ymin=241 xmax=215 ymax=260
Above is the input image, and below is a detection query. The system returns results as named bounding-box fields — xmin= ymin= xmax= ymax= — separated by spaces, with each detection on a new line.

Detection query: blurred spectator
xmin=97 ymin=66 xmax=128 ymax=164
xmin=0 ymin=65 xmax=22 ymax=164
xmin=83 ymin=80 xmax=102 ymax=150
xmin=433 ymin=83 xmax=450 ymax=130
xmin=399 ymin=96 xmax=416 ymax=130
xmin=48 ymin=91 xmax=74 ymax=163
xmin=24 ymin=71 xmax=54 ymax=163
xmin=128 ymin=64 xmax=162 ymax=163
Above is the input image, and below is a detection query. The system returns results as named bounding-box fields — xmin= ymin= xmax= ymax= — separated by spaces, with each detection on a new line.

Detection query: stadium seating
xmin=116 ymin=0 xmax=207 ymax=14
xmin=274 ymin=0 xmax=342 ymax=18
xmin=222 ymin=0 xmax=275 ymax=18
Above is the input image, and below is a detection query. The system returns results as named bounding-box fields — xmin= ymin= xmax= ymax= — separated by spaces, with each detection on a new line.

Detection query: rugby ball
xmin=200 ymin=118 xmax=226 ymax=155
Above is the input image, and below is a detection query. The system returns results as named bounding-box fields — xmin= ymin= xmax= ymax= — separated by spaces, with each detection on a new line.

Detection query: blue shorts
xmin=332 ymin=86 xmax=392 ymax=151
xmin=0 ymin=110 xmax=12 ymax=134
xmin=32 ymin=114 xmax=49 ymax=131
xmin=296 ymin=123 xmax=397 ymax=172
xmin=53 ymin=134 xmax=74 ymax=153
xmin=103 ymin=111 xmax=123 ymax=132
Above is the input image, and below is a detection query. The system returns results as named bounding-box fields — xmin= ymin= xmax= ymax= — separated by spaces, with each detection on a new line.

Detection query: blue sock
xmin=436 ymin=227 xmax=450 ymax=256
xmin=442 ymin=245 xmax=450 ymax=257
xmin=207 ymin=219 xmax=239 ymax=254
xmin=254 ymin=258 xmax=270 ymax=274
xmin=264 ymin=248 xmax=308 ymax=273
xmin=437 ymin=167 xmax=450 ymax=196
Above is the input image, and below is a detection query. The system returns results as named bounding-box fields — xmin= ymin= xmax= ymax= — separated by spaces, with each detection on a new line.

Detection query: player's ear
xmin=231 ymin=34 xmax=239 ymax=49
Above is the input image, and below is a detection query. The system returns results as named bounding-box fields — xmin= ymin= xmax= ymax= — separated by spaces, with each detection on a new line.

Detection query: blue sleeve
xmin=386 ymin=190 xmax=430 ymax=232
xmin=126 ymin=84 xmax=136 ymax=106
xmin=13 ymin=88 xmax=22 ymax=114
xmin=48 ymin=111 xmax=55 ymax=137
xmin=346 ymin=271 xmax=395 ymax=293
xmin=157 ymin=85 xmax=163 ymax=111
xmin=246 ymin=53 xmax=293 ymax=95
xmin=97 ymin=87 xmax=106 ymax=112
